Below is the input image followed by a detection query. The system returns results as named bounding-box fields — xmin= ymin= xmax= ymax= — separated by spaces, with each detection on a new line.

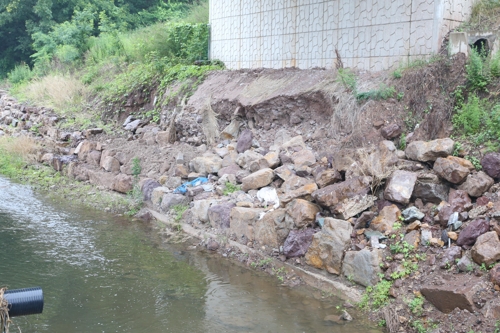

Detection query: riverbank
xmin=2 ymin=59 xmax=500 ymax=332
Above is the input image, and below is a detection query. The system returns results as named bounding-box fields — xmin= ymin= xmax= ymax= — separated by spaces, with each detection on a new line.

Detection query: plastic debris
xmin=256 ymin=187 xmax=280 ymax=209
xmin=173 ymin=177 xmax=209 ymax=194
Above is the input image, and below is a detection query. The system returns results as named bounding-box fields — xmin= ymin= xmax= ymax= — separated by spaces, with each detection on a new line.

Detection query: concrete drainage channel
xmin=146 ymin=207 xmax=364 ymax=304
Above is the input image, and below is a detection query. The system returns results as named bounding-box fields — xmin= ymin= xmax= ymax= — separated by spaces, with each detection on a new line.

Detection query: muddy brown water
xmin=0 ymin=177 xmax=381 ymax=333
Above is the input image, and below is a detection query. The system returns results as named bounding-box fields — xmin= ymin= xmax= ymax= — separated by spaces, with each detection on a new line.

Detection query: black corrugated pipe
xmin=4 ymin=287 xmax=44 ymax=317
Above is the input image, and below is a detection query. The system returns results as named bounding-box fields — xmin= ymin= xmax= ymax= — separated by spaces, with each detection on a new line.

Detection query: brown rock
xmin=229 ymin=207 xmax=264 ymax=244
xmin=490 ymin=263 xmax=500 ymax=286
xmin=190 ymin=154 xmax=222 ymax=175
xmin=384 ymin=170 xmax=417 ymax=204
xmin=241 ymin=168 xmax=274 ymax=191
xmin=291 ymin=149 xmax=316 ymax=168
xmin=285 ymin=199 xmax=320 ymax=228
xmin=370 ymin=204 xmax=401 ymax=233
xmin=279 ymin=183 xmax=318 ymax=204
xmin=312 ymin=176 xmax=371 ymax=209
xmin=217 ymin=163 xmax=242 ymax=177
xmin=333 ymin=195 xmax=377 ymax=220
xmin=458 ymin=171 xmax=494 ymax=197
xmin=407 ymin=220 xmax=422 ymax=231
xmin=433 ymin=156 xmax=470 ymax=184
xmin=380 ymin=123 xmax=402 ymax=139
xmin=87 ymin=169 xmax=115 ymax=190
xmin=420 ymin=274 xmax=484 ymax=313
xmin=315 ymin=168 xmax=342 ymax=188
xmin=87 ymin=150 xmax=102 ymax=166
xmin=281 ymin=175 xmax=313 ymax=192
xmin=305 ymin=218 xmax=352 ymax=275
xmin=254 ymin=209 xmax=292 ymax=248
xmin=471 ymin=231 xmax=500 ymax=265
xmin=101 ymin=156 xmax=121 ymax=173
xmin=405 ymin=138 xmax=454 ymax=162
xmin=457 ymin=218 xmax=490 ymax=247
xmin=274 ymin=165 xmax=294 ymax=181
xmin=172 ymin=164 xmax=189 ymax=178
xmin=113 ymin=174 xmax=133 ymax=193
xmin=404 ymin=230 xmax=420 ymax=248
xmin=481 ymin=152 xmax=500 ymax=179
xmin=263 ymin=151 xmax=280 ymax=168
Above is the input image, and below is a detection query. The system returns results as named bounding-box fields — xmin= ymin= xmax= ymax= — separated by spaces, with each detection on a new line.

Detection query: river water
xmin=0 ymin=177 xmax=380 ymax=333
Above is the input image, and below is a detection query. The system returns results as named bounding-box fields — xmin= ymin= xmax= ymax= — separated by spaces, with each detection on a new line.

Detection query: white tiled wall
xmin=210 ymin=0 xmax=473 ymax=71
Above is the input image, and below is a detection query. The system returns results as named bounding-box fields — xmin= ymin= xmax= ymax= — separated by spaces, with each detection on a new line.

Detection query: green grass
xmin=359 ymin=279 xmax=393 ymax=310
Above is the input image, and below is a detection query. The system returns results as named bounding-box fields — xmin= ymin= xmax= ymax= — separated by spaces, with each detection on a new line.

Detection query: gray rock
xmin=405 ymin=138 xmax=454 ymax=162
xmin=208 ymin=202 xmax=236 ymax=229
xmin=229 ymin=207 xmax=264 ymax=244
xmin=236 ymin=129 xmax=253 ymax=153
xmin=438 ymin=246 xmax=462 ymax=269
xmin=384 ymin=170 xmax=417 ymax=204
xmin=305 ymin=218 xmax=352 ymax=275
xmin=160 ymin=193 xmax=190 ymax=212
xmin=457 ymin=255 xmax=475 ymax=272
xmin=412 ymin=173 xmax=449 ymax=204
xmin=471 ymin=231 xmax=500 ymax=265
xmin=402 ymin=206 xmax=425 ymax=223
xmin=342 ymin=249 xmax=382 ymax=287
xmin=141 ymin=179 xmax=161 ymax=201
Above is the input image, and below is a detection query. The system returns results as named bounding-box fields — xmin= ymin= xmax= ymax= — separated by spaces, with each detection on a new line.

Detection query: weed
xmin=412 ymin=320 xmax=426 ymax=333
xmin=336 ymin=68 xmax=357 ymax=92
xmin=356 ymin=84 xmax=396 ymax=101
xmin=393 ymin=222 xmax=402 ymax=231
xmin=377 ymin=319 xmax=386 ymax=327
xmin=398 ymin=134 xmax=406 ymax=150
xmin=359 ymin=280 xmax=393 ymax=310
xmin=453 ymin=142 xmax=463 ymax=156
xmin=408 ymin=295 xmax=425 ymax=316
xmin=272 ymin=267 xmax=286 ymax=283
xmin=131 ymin=157 xmax=141 ymax=179
xmin=466 ymin=47 xmax=490 ymax=91
xmin=453 ymin=94 xmax=484 ymax=135
xmin=222 ymin=182 xmax=241 ymax=196
xmin=171 ymin=204 xmax=188 ymax=222
xmin=396 ymin=91 xmax=404 ymax=101
xmin=392 ymin=68 xmax=402 ymax=79
xmin=466 ymin=155 xmax=482 ymax=170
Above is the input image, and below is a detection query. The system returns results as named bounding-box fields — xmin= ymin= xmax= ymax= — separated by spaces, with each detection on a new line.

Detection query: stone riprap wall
xmin=209 ymin=0 xmax=473 ymax=71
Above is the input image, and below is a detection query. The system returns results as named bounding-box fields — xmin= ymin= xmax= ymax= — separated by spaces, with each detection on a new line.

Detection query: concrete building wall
xmin=209 ymin=0 xmax=473 ymax=71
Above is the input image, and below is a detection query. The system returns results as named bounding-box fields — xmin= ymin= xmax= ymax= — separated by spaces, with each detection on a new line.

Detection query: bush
xmin=466 ymin=48 xmax=490 ymax=91
xmin=7 ymin=63 xmax=34 ymax=85
xmin=453 ymin=94 xmax=484 ymax=135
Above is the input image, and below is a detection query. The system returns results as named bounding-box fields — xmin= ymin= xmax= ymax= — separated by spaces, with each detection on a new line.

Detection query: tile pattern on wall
xmin=210 ymin=0 xmax=473 ymax=71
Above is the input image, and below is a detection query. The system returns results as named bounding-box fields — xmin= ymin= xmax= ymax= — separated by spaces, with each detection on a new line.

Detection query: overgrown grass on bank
xmin=0 ymin=136 xmax=134 ymax=213
xmin=5 ymin=0 xmax=221 ymax=132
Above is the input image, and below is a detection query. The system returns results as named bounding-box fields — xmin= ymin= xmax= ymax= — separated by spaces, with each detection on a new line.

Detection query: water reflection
xmin=0 ymin=177 xmax=379 ymax=333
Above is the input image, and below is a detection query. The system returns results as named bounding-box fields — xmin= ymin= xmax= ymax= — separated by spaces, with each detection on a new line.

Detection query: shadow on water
xmin=0 ymin=177 xmax=380 ymax=333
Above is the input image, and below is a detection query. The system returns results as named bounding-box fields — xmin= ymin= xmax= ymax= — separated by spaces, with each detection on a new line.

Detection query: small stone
xmin=407 ymin=220 xmax=422 ymax=231
xmin=430 ymin=238 xmax=444 ymax=247
xmin=448 ymin=231 xmax=458 ymax=241
xmin=402 ymin=206 xmax=425 ymax=223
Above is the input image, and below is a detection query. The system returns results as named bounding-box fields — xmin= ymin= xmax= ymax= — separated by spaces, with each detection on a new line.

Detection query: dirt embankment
xmin=6 ymin=54 xmax=500 ymax=333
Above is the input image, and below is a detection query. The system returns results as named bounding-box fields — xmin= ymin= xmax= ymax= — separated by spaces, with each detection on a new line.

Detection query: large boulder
xmin=315 ymin=168 xmax=342 ymax=188
xmin=370 ymin=204 xmax=401 ymax=233
xmin=140 ymin=178 xmax=161 ymax=201
xmin=312 ymin=176 xmax=371 ymax=211
xmin=481 ymin=152 xmax=500 ymax=179
xmin=208 ymin=202 xmax=235 ymax=229
xmin=305 ymin=218 xmax=352 ymax=275
xmin=236 ymin=150 xmax=267 ymax=172
xmin=241 ymin=168 xmax=274 ymax=191
xmin=190 ymin=154 xmax=222 ymax=175
xmin=87 ymin=169 xmax=115 ymax=190
xmin=433 ymin=156 xmax=470 ymax=184
xmin=278 ymin=183 xmax=318 ymax=204
xmin=342 ymin=249 xmax=382 ymax=287
xmin=291 ymin=149 xmax=316 ymax=168
xmin=160 ymin=193 xmax=190 ymax=212
xmin=254 ymin=209 xmax=292 ymax=248
xmin=191 ymin=199 xmax=215 ymax=223
xmin=285 ymin=199 xmax=320 ymax=228
xmin=458 ymin=171 xmax=494 ymax=197
xmin=412 ymin=172 xmax=449 ymax=204
xmin=420 ymin=274 xmax=485 ymax=313
xmin=101 ymin=156 xmax=121 ymax=173
xmin=229 ymin=207 xmax=264 ymax=244
xmin=236 ymin=129 xmax=253 ymax=153
xmin=471 ymin=231 xmax=500 ymax=265
xmin=283 ymin=229 xmax=317 ymax=258
xmin=405 ymin=138 xmax=454 ymax=162
xmin=456 ymin=218 xmax=490 ymax=247
xmin=384 ymin=170 xmax=417 ymax=204
xmin=334 ymin=195 xmax=377 ymax=220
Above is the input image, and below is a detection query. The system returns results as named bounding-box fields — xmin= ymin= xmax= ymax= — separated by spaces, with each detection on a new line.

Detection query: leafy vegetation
xmin=359 ymin=280 xmax=393 ymax=310
xmin=223 ymin=182 xmax=241 ymax=196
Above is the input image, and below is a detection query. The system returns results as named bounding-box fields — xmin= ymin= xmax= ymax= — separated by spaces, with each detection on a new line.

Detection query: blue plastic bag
xmin=173 ymin=177 xmax=209 ymax=194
